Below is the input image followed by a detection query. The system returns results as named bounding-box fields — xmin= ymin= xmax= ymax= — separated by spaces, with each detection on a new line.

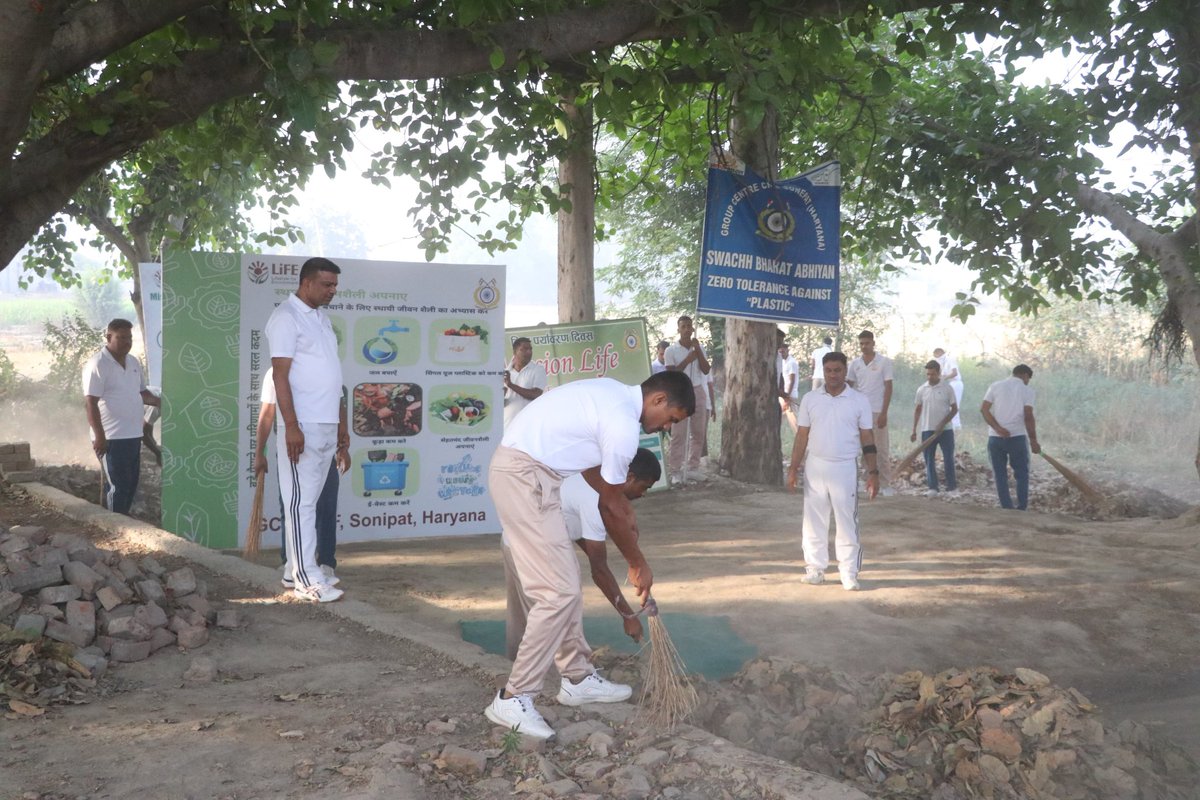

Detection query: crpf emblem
xmin=756 ymin=201 xmax=795 ymax=243
xmin=474 ymin=278 xmax=500 ymax=309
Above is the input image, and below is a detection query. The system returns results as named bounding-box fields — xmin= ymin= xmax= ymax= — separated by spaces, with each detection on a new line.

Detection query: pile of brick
xmin=0 ymin=522 xmax=236 ymax=702
xmin=0 ymin=442 xmax=35 ymax=482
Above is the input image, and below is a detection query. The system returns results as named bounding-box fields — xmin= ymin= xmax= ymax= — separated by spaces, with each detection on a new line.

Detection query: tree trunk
xmin=557 ymin=96 xmax=595 ymax=324
xmin=718 ymin=100 xmax=784 ymax=485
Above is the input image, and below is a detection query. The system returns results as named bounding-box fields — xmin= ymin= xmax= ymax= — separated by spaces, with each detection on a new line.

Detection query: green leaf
xmin=489 ymin=47 xmax=505 ymax=71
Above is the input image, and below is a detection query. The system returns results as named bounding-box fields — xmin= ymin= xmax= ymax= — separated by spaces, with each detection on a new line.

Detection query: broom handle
xmin=893 ymin=409 xmax=956 ymax=477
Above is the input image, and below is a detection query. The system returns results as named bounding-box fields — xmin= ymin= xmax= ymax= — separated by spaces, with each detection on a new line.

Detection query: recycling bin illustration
xmin=360 ymin=454 xmax=409 ymax=496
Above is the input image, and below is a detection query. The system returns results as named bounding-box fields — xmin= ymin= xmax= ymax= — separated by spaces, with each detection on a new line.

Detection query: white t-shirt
xmin=664 ymin=341 xmax=708 ymax=386
xmin=260 ymin=366 xmax=277 ymax=404
xmin=847 ymin=354 xmax=894 ymax=413
xmin=936 ymin=353 xmax=963 ymax=385
xmin=811 ymin=345 xmax=832 ymax=379
xmin=82 ymin=348 xmax=147 ymax=440
xmin=264 ymin=293 xmax=342 ymax=424
xmin=651 ymin=360 xmax=667 ymax=375
xmin=780 ymin=356 xmax=802 ymax=399
xmin=915 ymin=382 xmax=957 ymax=432
xmin=796 ymin=386 xmax=874 ymax=462
xmin=503 ymin=359 xmax=549 ymax=426
xmin=982 ymin=376 xmax=1035 ymax=438
xmin=501 ymin=378 xmax=641 ymax=485
xmin=560 ymin=473 xmax=607 ymax=542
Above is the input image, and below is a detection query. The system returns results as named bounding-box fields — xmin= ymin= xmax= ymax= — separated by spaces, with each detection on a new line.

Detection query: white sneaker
xmin=556 ymin=671 xmax=633 ymax=706
xmin=945 ymin=490 xmax=960 ymax=498
xmin=485 ymin=691 xmax=554 ymax=739
xmin=319 ymin=565 xmax=341 ymax=586
xmin=925 ymin=489 xmax=940 ymax=498
xmin=293 ymin=583 xmax=344 ymax=603
xmin=801 ymin=571 xmax=825 ymax=585
xmin=842 ymin=578 xmax=861 ymax=591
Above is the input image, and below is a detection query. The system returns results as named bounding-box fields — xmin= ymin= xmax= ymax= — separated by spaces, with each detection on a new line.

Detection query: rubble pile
xmin=690 ymin=659 xmax=1200 ymax=800
xmin=0 ymin=522 xmax=235 ymax=713
xmin=896 ymin=450 xmax=993 ymax=493
xmin=29 ymin=460 xmax=161 ymax=525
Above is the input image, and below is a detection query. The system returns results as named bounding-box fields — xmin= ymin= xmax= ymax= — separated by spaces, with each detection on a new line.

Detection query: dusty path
xmin=306 ymin=480 xmax=1200 ymax=759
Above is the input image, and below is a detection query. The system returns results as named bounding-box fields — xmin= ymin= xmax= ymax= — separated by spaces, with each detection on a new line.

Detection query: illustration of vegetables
xmin=441 ymin=323 xmax=488 ymax=342
xmin=430 ymin=394 xmax=489 ymax=426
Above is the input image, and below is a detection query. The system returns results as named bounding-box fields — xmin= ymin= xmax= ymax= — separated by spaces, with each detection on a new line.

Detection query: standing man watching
xmin=810 ymin=335 xmax=833 ymax=391
xmin=934 ymin=347 xmax=964 ymax=430
xmin=503 ymin=336 xmax=547 ymax=427
xmin=980 ymin=364 xmax=1040 ymax=511
xmin=911 ymin=361 xmax=959 ymax=497
xmin=847 ymin=330 xmax=895 ymax=496
xmin=486 ymin=371 xmax=694 ymax=740
xmin=83 ymin=318 xmax=161 ymax=515
xmin=664 ymin=315 xmax=710 ymax=484
xmin=651 ymin=340 xmax=669 ymax=375
xmin=503 ymin=448 xmax=662 ymax=660
xmin=786 ymin=351 xmax=878 ymax=591
xmin=778 ymin=342 xmax=802 ymax=432
xmin=265 ymin=257 xmax=348 ymax=603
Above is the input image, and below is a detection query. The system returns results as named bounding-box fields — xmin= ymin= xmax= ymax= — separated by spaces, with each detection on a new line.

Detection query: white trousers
xmin=277 ymin=422 xmax=337 ymax=590
xmin=801 ymin=456 xmax=862 ymax=581
xmin=950 ymin=380 xmax=964 ymax=429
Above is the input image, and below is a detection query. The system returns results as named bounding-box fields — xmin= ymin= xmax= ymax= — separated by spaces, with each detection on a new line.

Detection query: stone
xmin=426 ymin=719 xmax=457 ymax=734
xmin=14 ymin=614 xmax=46 ymax=637
xmin=31 ymin=546 xmax=70 ymax=568
xmin=557 ymin=719 xmax=612 ymax=746
xmin=139 ymin=556 xmax=166 ymax=576
xmin=719 ymin=710 xmax=753 ymax=744
xmin=183 ymin=657 xmax=218 ymax=682
xmin=573 ymin=761 xmax=614 ymax=781
xmin=0 ymin=589 xmax=22 ymax=618
xmin=6 ymin=564 xmax=64 ymax=594
xmin=439 ymin=745 xmax=487 ymax=776
xmin=543 ymin=778 xmax=582 ymax=797
xmin=179 ymin=593 xmax=214 ymax=620
xmin=133 ymin=602 xmax=169 ymax=630
xmin=37 ymin=603 xmax=64 ymax=620
xmin=633 ymin=748 xmax=669 ymax=769
xmin=90 ymin=560 xmax=118 ymax=580
xmin=62 ymin=561 xmax=104 ymax=595
xmin=4 ymin=552 xmax=34 ymax=572
xmin=165 ymin=567 xmax=197 ymax=596
xmin=9 ymin=525 xmax=46 ymax=543
xmin=116 ymin=558 xmax=144 ymax=581
xmin=45 ymin=618 xmax=93 ymax=648
xmin=215 ymin=609 xmax=242 ymax=628
xmin=0 ymin=535 xmax=31 ymax=556
xmin=65 ymin=600 xmax=96 ymax=640
xmin=608 ymin=765 xmax=652 ymax=800
xmin=587 ymin=731 xmax=614 ymax=758
xmin=376 ymin=741 xmax=418 ymax=765
xmin=94 ymin=635 xmax=114 ymax=654
xmin=136 ymin=579 xmax=166 ymax=605
xmin=105 ymin=616 xmax=153 ymax=640
xmin=75 ymin=651 xmax=108 ymax=679
xmin=103 ymin=578 xmax=135 ymax=603
xmin=149 ymin=627 xmax=177 ymax=652
xmin=67 ymin=548 xmax=101 ymax=566
xmin=110 ymin=639 xmax=153 ymax=663
xmin=37 ymin=584 xmax=82 ymax=605
xmin=95 ymin=586 xmax=124 ymax=611
xmin=177 ymin=624 xmax=209 ymax=649
xmin=50 ymin=532 xmax=91 ymax=552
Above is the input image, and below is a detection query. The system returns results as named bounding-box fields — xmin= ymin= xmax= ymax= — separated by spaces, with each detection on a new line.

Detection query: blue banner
xmin=697 ymin=160 xmax=840 ymax=326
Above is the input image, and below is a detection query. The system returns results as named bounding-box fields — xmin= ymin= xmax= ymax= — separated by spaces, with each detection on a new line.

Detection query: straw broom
xmin=1040 ymin=451 xmax=1106 ymax=506
xmin=635 ymin=597 xmax=699 ymax=730
xmin=892 ymin=409 xmax=957 ymax=478
xmin=243 ymin=477 xmax=265 ymax=559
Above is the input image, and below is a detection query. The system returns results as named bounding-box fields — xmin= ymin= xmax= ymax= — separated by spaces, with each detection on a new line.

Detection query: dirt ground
xmin=248 ymin=477 xmax=1200 ymax=764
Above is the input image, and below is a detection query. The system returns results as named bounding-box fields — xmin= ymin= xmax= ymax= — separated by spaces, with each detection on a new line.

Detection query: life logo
xmin=474 ymin=279 xmax=500 ymax=309
xmin=247 ymin=260 xmax=269 ymax=284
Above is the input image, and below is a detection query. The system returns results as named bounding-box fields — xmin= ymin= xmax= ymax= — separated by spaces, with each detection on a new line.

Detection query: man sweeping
xmin=503 ymin=447 xmax=662 ymax=660
xmin=486 ymin=372 xmax=695 ymax=740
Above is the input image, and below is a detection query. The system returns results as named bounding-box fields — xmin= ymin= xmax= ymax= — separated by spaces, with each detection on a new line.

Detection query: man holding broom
xmin=786 ymin=351 xmax=878 ymax=591
xmin=911 ymin=360 xmax=959 ymax=497
xmin=980 ymin=364 xmax=1040 ymax=511
xmin=486 ymin=371 xmax=695 ymax=740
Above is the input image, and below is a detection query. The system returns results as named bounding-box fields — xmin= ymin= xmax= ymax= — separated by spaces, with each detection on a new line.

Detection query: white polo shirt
xmin=915 ymin=382 xmax=957 ymax=431
xmin=983 ymin=376 xmax=1035 ymax=437
xmin=847 ymin=354 xmax=894 ymax=413
xmin=82 ymin=348 xmax=147 ymax=440
xmin=560 ymin=473 xmax=607 ymax=542
xmin=503 ymin=359 xmax=549 ymax=426
xmin=664 ymin=341 xmax=708 ymax=387
xmin=781 ymin=356 xmax=802 ymax=399
xmin=796 ymin=386 xmax=873 ymax=462
xmin=811 ymin=345 xmax=831 ymax=379
xmin=264 ymin=293 xmax=342 ymax=424
xmin=501 ymin=378 xmax=641 ymax=484
xmin=936 ymin=353 xmax=963 ymax=385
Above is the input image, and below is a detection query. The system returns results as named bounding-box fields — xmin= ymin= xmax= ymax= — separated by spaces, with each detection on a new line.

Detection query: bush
xmin=42 ymin=314 xmax=104 ymax=394
xmin=0 ymin=348 xmax=24 ymax=398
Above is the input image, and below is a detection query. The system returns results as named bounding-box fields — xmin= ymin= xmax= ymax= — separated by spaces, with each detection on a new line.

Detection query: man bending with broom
xmin=486 ymin=372 xmax=695 ymax=740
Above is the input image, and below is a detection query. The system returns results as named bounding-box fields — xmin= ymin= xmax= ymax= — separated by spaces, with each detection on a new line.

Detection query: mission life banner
xmin=505 ymin=318 xmax=668 ymax=492
xmin=696 ymin=159 xmax=841 ymax=326
xmin=161 ymin=252 xmax=505 ymax=549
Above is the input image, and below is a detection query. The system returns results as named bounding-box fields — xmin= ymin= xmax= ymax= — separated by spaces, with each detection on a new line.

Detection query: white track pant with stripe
xmin=801 ymin=455 xmax=862 ymax=582
xmin=277 ymin=422 xmax=337 ymax=590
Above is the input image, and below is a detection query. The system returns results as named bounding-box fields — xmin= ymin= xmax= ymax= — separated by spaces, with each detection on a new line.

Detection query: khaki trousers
xmin=872 ymin=412 xmax=892 ymax=488
xmin=489 ymin=446 xmax=592 ymax=695
xmin=667 ymin=385 xmax=707 ymax=474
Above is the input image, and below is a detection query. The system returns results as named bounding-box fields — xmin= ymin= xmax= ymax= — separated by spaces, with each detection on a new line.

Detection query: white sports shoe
xmin=557 ymin=671 xmax=633 ymax=706
xmin=293 ymin=583 xmax=344 ymax=603
xmin=925 ymin=489 xmax=940 ymax=498
xmin=485 ymin=691 xmax=555 ymax=739
xmin=842 ymin=578 xmax=861 ymax=592
xmin=319 ymin=565 xmax=341 ymax=586
xmin=801 ymin=571 xmax=826 ymax=585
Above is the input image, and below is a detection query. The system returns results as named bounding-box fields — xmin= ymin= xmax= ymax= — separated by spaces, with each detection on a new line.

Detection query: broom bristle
xmin=636 ymin=613 xmax=699 ymax=730
xmin=243 ymin=480 xmax=265 ymax=559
